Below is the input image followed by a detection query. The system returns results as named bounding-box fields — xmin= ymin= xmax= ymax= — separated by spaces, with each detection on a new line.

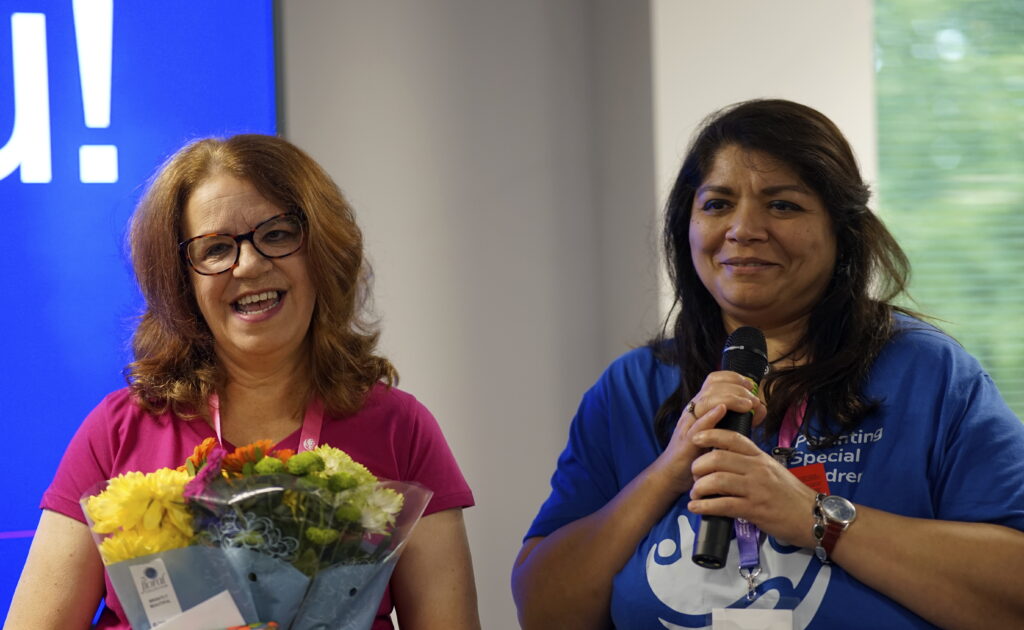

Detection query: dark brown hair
xmin=651 ymin=99 xmax=913 ymax=448
xmin=127 ymin=134 xmax=395 ymax=417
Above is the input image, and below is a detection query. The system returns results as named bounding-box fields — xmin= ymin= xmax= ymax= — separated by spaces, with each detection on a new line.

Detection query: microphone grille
xmin=722 ymin=326 xmax=768 ymax=382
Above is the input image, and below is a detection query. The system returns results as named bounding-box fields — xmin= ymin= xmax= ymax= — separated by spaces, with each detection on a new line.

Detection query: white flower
xmin=360 ymin=487 xmax=405 ymax=534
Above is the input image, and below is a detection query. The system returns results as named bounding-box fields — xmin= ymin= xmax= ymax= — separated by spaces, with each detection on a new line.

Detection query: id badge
xmin=712 ymin=608 xmax=794 ymax=630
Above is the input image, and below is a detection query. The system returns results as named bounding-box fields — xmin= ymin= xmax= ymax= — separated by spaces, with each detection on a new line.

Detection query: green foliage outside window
xmin=876 ymin=0 xmax=1024 ymax=419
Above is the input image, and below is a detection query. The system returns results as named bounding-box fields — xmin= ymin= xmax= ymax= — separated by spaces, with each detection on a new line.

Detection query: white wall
xmin=280 ymin=3 xmax=631 ymax=627
xmin=651 ymin=0 xmax=878 ymax=239
xmin=651 ymin=0 xmax=875 ymax=316
xmin=280 ymin=2 xmax=873 ymax=628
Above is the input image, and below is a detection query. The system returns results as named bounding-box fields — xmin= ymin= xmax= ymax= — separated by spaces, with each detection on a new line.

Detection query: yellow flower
xmin=83 ymin=468 xmax=194 ymax=563
xmin=97 ymin=528 xmax=191 ymax=564
xmin=86 ymin=472 xmax=149 ymax=533
xmin=142 ymin=468 xmax=193 ymax=538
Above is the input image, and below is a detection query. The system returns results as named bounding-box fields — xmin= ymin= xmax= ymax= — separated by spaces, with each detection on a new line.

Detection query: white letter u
xmin=0 ymin=13 xmax=52 ymax=184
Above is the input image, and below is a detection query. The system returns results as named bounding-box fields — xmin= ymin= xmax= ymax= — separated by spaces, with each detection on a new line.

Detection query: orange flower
xmin=223 ymin=440 xmax=276 ymax=474
xmin=273 ymin=449 xmax=295 ymax=466
xmin=179 ymin=437 xmax=219 ymax=473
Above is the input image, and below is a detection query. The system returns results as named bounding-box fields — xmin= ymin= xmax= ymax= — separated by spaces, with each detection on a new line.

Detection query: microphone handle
xmin=691 ymin=409 xmax=753 ymax=569
xmin=716 ymin=408 xmax=753 ymax=435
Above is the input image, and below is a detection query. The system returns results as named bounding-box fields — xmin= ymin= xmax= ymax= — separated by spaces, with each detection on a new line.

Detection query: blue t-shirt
xmin=526 ymin=318 xmax=1024 ymax=629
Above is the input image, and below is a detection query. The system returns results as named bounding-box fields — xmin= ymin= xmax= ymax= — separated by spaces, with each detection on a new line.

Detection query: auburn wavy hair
xmin=650 ymin=99 xmax=916 ymax=449
xmin=126 ymin=134 xmax=396 ymax=418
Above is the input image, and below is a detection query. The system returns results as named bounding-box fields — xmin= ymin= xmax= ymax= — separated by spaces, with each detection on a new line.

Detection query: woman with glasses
xmin=7 ymin=135 xmax=481 ymax=629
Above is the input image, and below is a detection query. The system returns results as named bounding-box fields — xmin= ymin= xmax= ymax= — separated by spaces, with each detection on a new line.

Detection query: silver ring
xmin=686 ymin=400 xmax=696 ymax=416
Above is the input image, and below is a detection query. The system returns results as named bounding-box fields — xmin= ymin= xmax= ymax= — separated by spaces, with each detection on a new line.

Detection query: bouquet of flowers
xmin=81 ymin=438 xmax=432 ymax=630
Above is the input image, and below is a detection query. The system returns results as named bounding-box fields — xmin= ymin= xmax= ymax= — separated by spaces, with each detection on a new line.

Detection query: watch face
xmin=821 ymin=495 xmax=856 ymax=523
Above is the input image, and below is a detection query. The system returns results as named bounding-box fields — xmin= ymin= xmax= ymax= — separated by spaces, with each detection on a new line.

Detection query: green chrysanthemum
xmin=312 ymin=445 xmax=376 ymax=486
xmin=254 ymin=456 xmax=285 ymax=474
xmin=334 ymin=503 xmax=362 ymax=523
xmin=305 ymin=526 xmax=340 ymax=545
xmin=287 ymin=451 xmax=325 ymax=476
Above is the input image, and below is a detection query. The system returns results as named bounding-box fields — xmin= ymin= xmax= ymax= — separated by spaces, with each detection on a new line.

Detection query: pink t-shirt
xmin=42 ymin=384 xmax=475 ymax=629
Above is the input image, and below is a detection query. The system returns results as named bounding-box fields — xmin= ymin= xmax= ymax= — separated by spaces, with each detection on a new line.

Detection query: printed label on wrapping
xmin=128 ymin=558 xmax=184 ymax=627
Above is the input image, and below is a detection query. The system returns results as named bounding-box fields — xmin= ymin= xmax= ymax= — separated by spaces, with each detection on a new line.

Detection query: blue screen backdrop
xmin=0 ymin=0 xmax=277 ymax=616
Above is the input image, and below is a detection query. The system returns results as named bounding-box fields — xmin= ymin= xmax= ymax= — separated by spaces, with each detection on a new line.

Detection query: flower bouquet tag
xmin=127 ymin=558 xmax=183 ymax=627
xmin=153 ymin=590 xmax=246 ymax=630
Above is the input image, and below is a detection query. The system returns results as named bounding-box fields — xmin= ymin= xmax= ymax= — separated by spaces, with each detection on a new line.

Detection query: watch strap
xmin=812 ymin=493 xmax=828 ymax=563
xmin=821 ymin=519 xmax=847 ymax=558
xmin=812 ymin=493 xmax=854 ymax=564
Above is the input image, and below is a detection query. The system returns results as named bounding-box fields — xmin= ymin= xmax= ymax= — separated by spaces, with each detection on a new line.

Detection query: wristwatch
xmin=812 ymin=493 xmax=857 ymax=563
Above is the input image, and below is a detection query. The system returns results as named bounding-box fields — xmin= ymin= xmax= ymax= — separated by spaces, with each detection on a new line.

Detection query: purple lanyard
xmin=209 ymin=393 xmax=324 ymax=453
xmin=734 ymin=518 xmax=763 ymax=600
xmin=735 ymin=401 xmax=807 ymax=601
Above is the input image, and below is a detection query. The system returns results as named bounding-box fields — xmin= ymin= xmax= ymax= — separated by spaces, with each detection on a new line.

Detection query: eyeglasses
xmin=179 ymin=213 xmax=306 ymax=276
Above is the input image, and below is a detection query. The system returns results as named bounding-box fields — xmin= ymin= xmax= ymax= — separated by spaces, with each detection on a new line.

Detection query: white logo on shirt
xmin=646 ymin=516 xmax=830 ymax=629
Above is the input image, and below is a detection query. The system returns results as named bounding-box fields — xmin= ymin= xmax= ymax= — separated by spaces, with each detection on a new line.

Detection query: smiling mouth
xmin=233 ymin=290 xmax=284 ymax=315
xmin=723 ymin=261 xmax=774 ymax=268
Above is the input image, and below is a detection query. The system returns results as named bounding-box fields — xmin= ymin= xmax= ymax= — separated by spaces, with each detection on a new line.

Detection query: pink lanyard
xmin=209 ymin=393 xmax=325 ymax=453
xmin=737 ymin=399 xmax=808 ymax=600
xmin=777 ymin=399 xmax=807 ymax=450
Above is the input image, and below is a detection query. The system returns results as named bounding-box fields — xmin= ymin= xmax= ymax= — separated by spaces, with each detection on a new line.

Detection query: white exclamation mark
xmin=73 ymin=0 xmax=116 ymax=183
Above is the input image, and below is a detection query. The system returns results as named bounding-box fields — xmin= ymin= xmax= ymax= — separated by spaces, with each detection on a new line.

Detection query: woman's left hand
xmin=686 ymin=427 xmax=818 ymax=547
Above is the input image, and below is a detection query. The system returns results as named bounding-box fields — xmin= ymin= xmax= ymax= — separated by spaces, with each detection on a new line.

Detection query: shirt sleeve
xmin=524 ymin=377 xmax=622 ymax=540
xmin=40 ymin=394 xmax=116 ymax=523
xmin=397 ymin=394 xmax=475 ymax=516
xmin=931 ymin=367 xmax=1024 ymax=529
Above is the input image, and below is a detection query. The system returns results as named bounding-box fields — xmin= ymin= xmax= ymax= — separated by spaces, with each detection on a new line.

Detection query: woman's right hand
xmin=647 ymin=371 xmax=766 ymax=497
xmin=512 ymin=371 xmax=767 ymax=629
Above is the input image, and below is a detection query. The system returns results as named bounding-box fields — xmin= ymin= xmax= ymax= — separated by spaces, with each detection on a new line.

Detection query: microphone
xmin=691 ymin=326 xmax=768 ymax=569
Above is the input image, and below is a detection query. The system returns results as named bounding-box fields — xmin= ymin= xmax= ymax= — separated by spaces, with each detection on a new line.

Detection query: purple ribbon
xmin=734 ymin=518 xmax=761 ymax=569
xmin=735 ymin=517 xmax=763 ymax=600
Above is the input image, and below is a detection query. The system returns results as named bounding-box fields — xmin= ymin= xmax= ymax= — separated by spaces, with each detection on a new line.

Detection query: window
xmin=876 ymin=0 xmax=1024 ymax=418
